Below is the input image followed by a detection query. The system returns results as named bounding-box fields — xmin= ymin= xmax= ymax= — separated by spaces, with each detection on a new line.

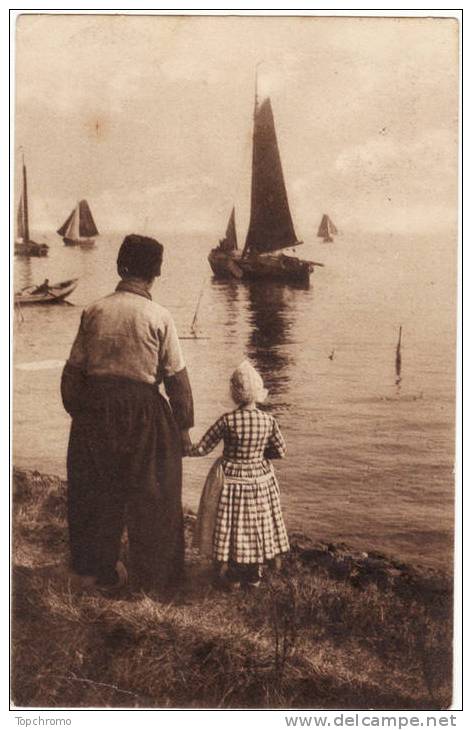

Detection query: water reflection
xmin=211 ymin=278 xmax=299 ymax=406
xmin=15 ymin=257 xmax=34 ymax=290
xmin=243 ymin=280 xmax=297 ymax=405
xmin=212 ymin=279 xmax=241 ymax=335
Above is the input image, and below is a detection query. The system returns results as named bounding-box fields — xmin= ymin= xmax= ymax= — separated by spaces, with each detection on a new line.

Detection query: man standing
xmin=61 ymin=234 xmax=194 ymax=593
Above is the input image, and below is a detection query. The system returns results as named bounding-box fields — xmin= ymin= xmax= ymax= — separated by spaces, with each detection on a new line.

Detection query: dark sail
xmin=17 ymin=192 xmax=25 ymax=240
xmin=220 ymin=207 xmax=238 ymax=252
xmin=317 ymin=214 xmax=337 ymax=239
xmin=58 ymin=200 xmax=99 ymax=238
xmin=78 ymin=200 xmax=99 ymax=237
xmin=57 ymin=209 xmax=75 ymax=237
xmin=244 ymin=96 xmax=298 ymax=255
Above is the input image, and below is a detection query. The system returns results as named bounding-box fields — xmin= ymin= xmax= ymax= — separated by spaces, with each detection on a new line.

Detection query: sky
xmin=14 ymin=14 xmax=458 ymax=237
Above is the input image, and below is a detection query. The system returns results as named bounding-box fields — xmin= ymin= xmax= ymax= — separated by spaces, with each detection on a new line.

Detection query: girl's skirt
xmin=193 ymin=457 xmax=225 ymax=559
xmin=212 ymin=458 xmax=290 ymax=564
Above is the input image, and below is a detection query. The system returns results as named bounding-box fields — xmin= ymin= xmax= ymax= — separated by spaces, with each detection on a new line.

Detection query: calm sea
xmin=13 ymin=230 xmax=457 ymax=571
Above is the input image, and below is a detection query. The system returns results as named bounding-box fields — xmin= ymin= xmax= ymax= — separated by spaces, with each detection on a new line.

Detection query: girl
xmin=189 ymin=360 xmax=290 ymax=588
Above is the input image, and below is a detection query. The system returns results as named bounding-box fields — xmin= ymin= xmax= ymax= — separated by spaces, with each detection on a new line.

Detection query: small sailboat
xmin=57 ymin=200 xmax=99 ymax=247
xmin=317 ymin=214 xmax=338 ymax=243
xmin=14 ymin=157 xmax=49 ymax=257
xmin=179 ymin=279 xmax=211 ymax=340
xmin=208 ymin=82 xmax=323 ymax=285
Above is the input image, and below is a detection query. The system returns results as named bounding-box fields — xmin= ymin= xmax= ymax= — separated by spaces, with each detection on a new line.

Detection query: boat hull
xmin=63 ymin=237 xmax=95 ymax=247
xmin=208 ymin=249 xmax=314 ymax=285
xmin=14 ymin=240 xmax=49 ymax=257
xmin=208 ymin=249 xmax=244 ymax=278
xmin=14 ymin=278 xmax=79 ymax=306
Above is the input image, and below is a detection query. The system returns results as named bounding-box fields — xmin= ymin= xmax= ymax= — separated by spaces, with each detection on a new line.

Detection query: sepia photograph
xmin=11 ymin=12 xmax=459 ymax=710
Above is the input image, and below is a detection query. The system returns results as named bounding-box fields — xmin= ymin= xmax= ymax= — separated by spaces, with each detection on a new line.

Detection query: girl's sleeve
xmin=189 ymin=416 xmax=226 ymax=456
xmin=264 ymin=417 xmax=287 ymax=459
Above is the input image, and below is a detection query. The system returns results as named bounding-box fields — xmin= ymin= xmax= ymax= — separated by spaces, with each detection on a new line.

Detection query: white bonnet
xmin=230 ymin=360 xmax=268 ymax=405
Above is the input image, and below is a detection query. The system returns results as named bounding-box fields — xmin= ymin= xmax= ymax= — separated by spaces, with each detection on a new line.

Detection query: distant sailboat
xmin=14 ymin=157 xmax=49 ymax=257
xmin=208 ymin=81 xmax=323 ymax=285
xmin=57 ymin=200 xmax=99 ymax=247
xmin=317 ymin=214 xmax=338 ymax=243
xmin=179 ymin=278 xmax=211 ymax=340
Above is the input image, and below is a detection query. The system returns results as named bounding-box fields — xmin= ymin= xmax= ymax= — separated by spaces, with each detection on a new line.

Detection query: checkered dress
xmin=190 ymin=408 xmax=290 ymax=564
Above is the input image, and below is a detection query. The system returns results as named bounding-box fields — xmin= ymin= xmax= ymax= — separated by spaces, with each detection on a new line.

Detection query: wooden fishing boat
xmin=317 ymin=214 xmax=338 ymax=243
xmin=208 ymin=207 xmax=245 ymax=278
xmin=14 ymin=278 xmax=79 ymax=306
xmin=57 ymin=200 xmax=99 ymax=247
xmin=209 ymin=86 xmax=322 ymax=285
xmin=14 ymin=157 xmax=49 ymax=258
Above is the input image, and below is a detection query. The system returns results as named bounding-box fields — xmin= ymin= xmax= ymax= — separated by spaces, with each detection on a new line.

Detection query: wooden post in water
xmin=395 ymin=326 xmax=402 ymax=386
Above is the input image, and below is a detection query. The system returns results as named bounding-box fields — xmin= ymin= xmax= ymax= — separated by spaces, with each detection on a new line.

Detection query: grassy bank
xmin=12 ymin=468 xmax=453 ymax=709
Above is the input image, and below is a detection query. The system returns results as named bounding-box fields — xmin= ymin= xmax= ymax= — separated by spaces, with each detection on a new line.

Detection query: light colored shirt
xmin=67 ymin=280 xmax=185 ymax=385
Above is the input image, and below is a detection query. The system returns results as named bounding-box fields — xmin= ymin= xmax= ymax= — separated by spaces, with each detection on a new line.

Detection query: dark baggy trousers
xmin=67 ymin=376 xmax=184 ymax=591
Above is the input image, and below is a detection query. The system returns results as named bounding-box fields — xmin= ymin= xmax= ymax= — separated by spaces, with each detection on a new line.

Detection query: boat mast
xmin=22 ymin=154 xmax=29 ymax=242
xmin=190 ymin=281 xmax=207 ymax=336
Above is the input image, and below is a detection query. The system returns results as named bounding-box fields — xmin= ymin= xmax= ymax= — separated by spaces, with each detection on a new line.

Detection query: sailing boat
xmin=208 ymin=87 xmax=322 ymax=285
xmin=57 ymin=200 xmax=99 ymax=247
xmin=14 ymin=157 xmax=49 ymax=257
xmin=317 ymin=214 xmax=338 ymax=243
xmin=207 ymin=207 xmax=245 ymax=279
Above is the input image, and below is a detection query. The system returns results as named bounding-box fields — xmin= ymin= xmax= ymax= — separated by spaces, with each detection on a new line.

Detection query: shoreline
xmin=13 ymin=466 xmax=453 ymax=595
xmin=12 ymin=466 xmax=453 ymax=708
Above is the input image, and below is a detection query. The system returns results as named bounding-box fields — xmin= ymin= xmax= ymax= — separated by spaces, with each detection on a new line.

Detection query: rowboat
xmin=14 ymin=278 xmax=79 ymax=306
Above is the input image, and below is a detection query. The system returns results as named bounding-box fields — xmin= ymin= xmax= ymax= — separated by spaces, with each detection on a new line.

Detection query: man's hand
xmin=180 ymin=429 xmax=192 ymax=456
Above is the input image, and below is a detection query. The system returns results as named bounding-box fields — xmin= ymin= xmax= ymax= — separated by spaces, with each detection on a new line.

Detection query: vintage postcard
xmin=11 ymin=12 xmax=460 ymax=712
